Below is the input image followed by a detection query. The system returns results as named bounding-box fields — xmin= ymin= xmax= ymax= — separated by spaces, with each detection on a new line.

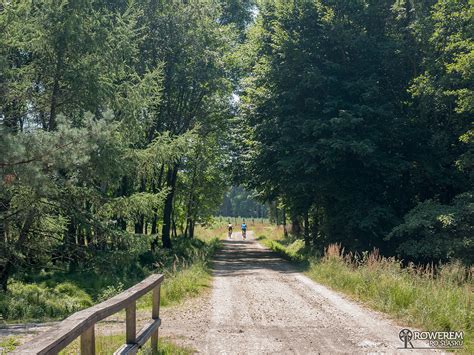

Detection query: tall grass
xmin=0 ymin=282 xmax=93 ymax=322
xmin=137 ymin=245 xmax=217 ymax=309
xmin=0 ymin=237 xmax=220 ymax=323
xmin=312 ymin=244 xmax=472 ymax=348
xmin=258 ymin=232 xmax=473 ymax=353
xmin=1 ymin=236 xmax=219 ymax=353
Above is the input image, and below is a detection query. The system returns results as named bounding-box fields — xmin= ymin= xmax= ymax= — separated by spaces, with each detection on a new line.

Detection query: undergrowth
xmin=0 ymin=236 xmax=220 ymax=323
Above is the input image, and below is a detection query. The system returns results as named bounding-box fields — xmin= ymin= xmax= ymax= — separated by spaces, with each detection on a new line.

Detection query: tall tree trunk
xmin=48 ymin=50 xmax=64 ymax=131
xmin=161 ymin=164 xmax=178 ymax=248
xmin=291 ymin=215 xmax=301 ymax=237
xmin=134 ymin=178 xmax=146 ymax=234
xmin=303 ymin=211 xmax=310 ymax=248
xmin=0 ymin=212 xmax=34 ymax=291
xmin=151 ymin=164 xmax=164 ymax=237
xmin=0 ymin=200 xmax=10 ymax=291
xmin=282 ymin=207 xmax=288 ymax=238
xmin=0 ymin=260 xmax=12 ymax=292
xmin=134 ymin=215 xmax=144 ymax=234
xmin=275 ymin=204 xmax=280 ymax=225
xmin=311 ymin=208 xmax=319 ymax=247
xmin=172 ymin=215 xmax=178 ymax=239
xmin=189 ymin=219 xmax=195 ymax=239
xmin=151 ymin=214 xmax=158 ymax=235
xmin=66 ymin=218 xmax=79 ymax=271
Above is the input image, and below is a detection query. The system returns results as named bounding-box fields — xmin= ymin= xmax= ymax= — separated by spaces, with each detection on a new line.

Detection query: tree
xmin=0 ymin=0 xmax=237 ymax=291
xmin=238 ymin=0 xmax=473 ymax=261
xmin=142 ymin=0 xmax=234 ymax=247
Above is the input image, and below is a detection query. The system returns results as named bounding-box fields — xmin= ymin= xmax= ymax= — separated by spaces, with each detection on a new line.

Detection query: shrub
xmin=0 ymin=281 xmax=92 ymax=321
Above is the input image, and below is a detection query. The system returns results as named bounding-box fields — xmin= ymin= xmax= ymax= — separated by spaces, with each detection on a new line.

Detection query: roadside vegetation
xmin=0 ymin=334 xmax=193 ymax=355
xmin=0 ymin=234 xmax=219 ymax=353
xmin=0 ymin=236 xmax=220 ymax=323
xmin=1 ymin=0 xmax=473 ymax=353
xmin=239 ymin=0 xmax=473 ymax=266
xmin=58 ymin=334 xmax=194 ymax=355
xmin=257 ymin=227 xmax=473 ymax=353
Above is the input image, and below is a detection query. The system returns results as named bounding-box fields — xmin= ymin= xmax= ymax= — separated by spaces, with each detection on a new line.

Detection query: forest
xmin=0 ymin=0 xmax=472 ymax=318
xmin=218 ymin=186 xmax=268 ymax=218
xmin=238 ymin=0 xmax=473 ymax=264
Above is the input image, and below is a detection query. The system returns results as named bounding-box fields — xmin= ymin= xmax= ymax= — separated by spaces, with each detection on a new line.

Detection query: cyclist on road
xmin=241 ymin=221 xmax=247 ymax=240
xmin=228 ymin=222 xmax=233 ymax=239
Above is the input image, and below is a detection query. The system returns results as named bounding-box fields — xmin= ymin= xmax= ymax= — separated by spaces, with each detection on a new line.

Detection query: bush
xmin=2 ymin=236 xmax=221 ymax=323
xmin=388 ymin=193 xmax=474 ymax=264
xmin=0 ymin=282 xmax=93 ymax=322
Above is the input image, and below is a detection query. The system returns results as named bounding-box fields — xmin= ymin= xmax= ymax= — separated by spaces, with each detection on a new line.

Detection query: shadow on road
xmin=212 ymin=239 xmax=302 ymax=278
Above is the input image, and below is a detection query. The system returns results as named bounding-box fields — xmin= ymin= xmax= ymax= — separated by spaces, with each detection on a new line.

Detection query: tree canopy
xmin=1 ymin=0 xmax=472 ymax=294
xmin=238 ymin=0 xmax=473 ymax=263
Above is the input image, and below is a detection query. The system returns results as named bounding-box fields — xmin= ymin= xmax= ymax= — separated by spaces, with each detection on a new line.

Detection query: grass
xmin=0 ymin=235 xmax=220 ymax=353
xmin=257 ymin=230 xmax=474 ymax=353
xmin=0 ymin=282 xmax=94 ymax=322
xmin=0 ymin=337 xmax=20 ymax=353
xmin=136 ymin=259 xmax=213 ymax=310
xmin=195 ymin=219 xmax=272 ymax=241
xmin=58 ymin=334 xmax=194 ymax=354
xmin=1 ymin=236 xmax=220 ymax=323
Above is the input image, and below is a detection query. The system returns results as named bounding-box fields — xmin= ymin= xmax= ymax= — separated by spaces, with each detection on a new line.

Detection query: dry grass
xmin=195 ymin=219 xmax=277 ymax=241
xmin=257 ymin=228 xmax=473 ymax=353
xmin=312 ymin=244 xmax=473 ymax=352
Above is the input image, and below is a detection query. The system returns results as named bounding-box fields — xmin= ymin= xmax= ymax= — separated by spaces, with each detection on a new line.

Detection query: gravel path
xmin=161 ymin=232 xmax=418 ymax=354
xmin=2 ymin=231 xmax=422 ymax=354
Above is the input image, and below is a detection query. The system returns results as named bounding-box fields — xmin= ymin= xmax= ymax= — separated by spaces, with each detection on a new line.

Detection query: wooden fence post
xmin=126 ymin=301 xmax=136 ymax=344
xmin=151 ymin=285 xmax=161 ymax=354
xmin=81 ymin=325 xmax=96 ymax=355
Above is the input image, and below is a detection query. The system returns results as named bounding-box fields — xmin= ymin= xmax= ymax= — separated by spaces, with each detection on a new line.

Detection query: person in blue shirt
xmin=241 ymin=221 xmax=247 ymax=240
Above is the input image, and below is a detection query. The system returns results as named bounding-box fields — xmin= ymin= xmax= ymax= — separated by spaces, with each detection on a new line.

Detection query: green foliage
xmin=158 ymin=260 xmax=212 ymax=308
xmin=260 ymin=237 xmax=308 ymax=264
xmin=308 ymin=253 xmax=473 ymax=353
xmin=0 ymin=337 xmax=20 ymax=353
xmin=0 ymin=281 xmax=93 ymax=321
xmin=389 ymin=193 xmax=474 ymax=264
xmin=96 ymin=282 xmax=125 ymax=303
xmin=218 ymin=186 xmax=269 ymax=218
xmin=0 ymin=236 xmax=220 ymax=322
xmin=238 ymin=0 xmax=474 ymax=263
xmin=1 ymin=0 xmax=237 ymax=291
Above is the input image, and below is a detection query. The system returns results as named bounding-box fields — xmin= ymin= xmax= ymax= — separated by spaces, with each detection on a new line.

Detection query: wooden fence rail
xmin=13 ymin=274 xmax=164 ymax=355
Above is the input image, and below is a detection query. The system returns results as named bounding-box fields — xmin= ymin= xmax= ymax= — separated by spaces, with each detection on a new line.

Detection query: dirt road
xmin=161 ymin=231 xmax=412 ymax=354
xmin=2 ymin=232 xmax=416 ymax=354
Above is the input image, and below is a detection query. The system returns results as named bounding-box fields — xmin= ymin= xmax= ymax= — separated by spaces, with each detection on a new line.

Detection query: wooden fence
xmin=13 ymin=274 xmax=164 ymax=354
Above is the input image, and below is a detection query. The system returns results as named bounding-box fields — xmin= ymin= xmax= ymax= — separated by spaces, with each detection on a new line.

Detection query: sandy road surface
xmin=161 ymin=231 xmax=415 ymax=354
